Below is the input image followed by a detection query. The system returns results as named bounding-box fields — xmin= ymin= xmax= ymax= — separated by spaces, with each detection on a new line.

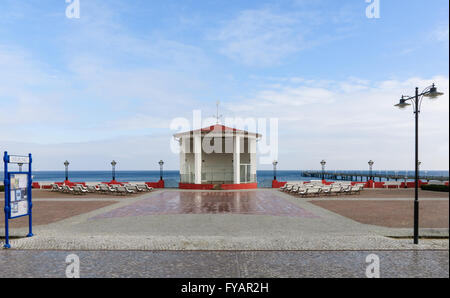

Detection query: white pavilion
xmin=173 ymin=124 xmax=261 ymax=189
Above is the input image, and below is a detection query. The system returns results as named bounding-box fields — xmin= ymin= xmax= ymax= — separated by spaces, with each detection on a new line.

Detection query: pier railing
xmin=302 ymin=171 xmax=449 ymax=182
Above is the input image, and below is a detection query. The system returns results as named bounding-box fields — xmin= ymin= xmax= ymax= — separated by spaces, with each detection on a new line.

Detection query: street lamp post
xmin=320 ymin=160 xmax=326 ymax=180
xmin=395 ymin=83 xmax=444 ymax=244
xmin=111 ymin=160 xmax=117 ymax=181
xmin=368 ymin=160 xmax=374 ymax=180
xmin=64 ymin=160 xmax=70 ymax=181
xmin=272 ymin=161 xmax=278 ymax=180
xmin=159 ymin=160 xmax=164 ymax=181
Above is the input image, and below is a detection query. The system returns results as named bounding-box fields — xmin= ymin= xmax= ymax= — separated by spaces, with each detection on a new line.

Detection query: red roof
xmin=200 ymin=124 xmax=242 ymax=132
xmin=174 ymin=124 xmax=261 ymax=137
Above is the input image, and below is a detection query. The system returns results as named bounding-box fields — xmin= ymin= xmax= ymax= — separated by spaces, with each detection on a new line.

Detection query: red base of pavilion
xmin=179 ymin=182 xmax=258 ymax=190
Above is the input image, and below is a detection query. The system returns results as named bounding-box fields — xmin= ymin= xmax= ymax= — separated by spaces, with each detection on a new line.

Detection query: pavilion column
xmin=194 ymin=134 xmax=202 ymax=184
xmin=249 ymin=137 xmax=257 ymax=183
xmin=233 ymin=135 xmax=241 ymax=184
xmin=180 ymin=137 xmax=188 ymax=182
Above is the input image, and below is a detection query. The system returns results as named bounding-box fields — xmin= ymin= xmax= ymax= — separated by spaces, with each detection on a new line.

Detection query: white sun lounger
xmin=77 ymin=184 xmax=89 ymax=193
xmin=343 ymin=185 xmax=353 ymax=195
xmin=52 ymin=184 xmax=66 ymax=192
xmin=129 ymin=185 xmax=144 ymax=192
xmin=287 ymin=185 xmax=302 ymax=193
xmin=306 ymin=187 xmax=321 ymax=197
xmin=137 ymin=184 xmax=153 ymax=192
xmin=321 ymin=186 xmax=332 ymax=196
xmin=72 ymin=185 xmax=88 ymax=195
xmin=296 ymin=188 xmax=308 ymax=197
xmin=279 ymin=184 xmax=290 ymax=191
xmin=116 ymin=186 xmax=135 ymax=195
xmin=383 ymin=181 xmax=402 ymax=189
xmin=63 ymin=185 xmax=76 ymax=194
xmin=330 ymin=186 xmax=343 ymax=196
xmin=285 ymin=184 xmax=296 ymax=192
xmin=86 ymin=185 xmax=99 ymax=193
xmin=350 ymin=184 xmax=364 ymax=194
xmin=98 ymin=184 xmax=117 ymax=194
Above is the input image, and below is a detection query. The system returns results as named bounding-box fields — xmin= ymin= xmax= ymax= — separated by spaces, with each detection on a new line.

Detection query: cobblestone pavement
xmin=0 ymin=250 xmax=447 ymax=278
xmin=1 ymin=190 xmax=448 ymax=250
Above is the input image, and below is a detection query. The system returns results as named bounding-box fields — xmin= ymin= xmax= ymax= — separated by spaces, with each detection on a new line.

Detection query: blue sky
xmin=0 ymin=0 xmax=448 ymax=171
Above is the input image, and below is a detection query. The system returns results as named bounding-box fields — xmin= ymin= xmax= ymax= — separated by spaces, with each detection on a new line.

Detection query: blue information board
xmin=3 ymin=152 xmax=33 ymax=249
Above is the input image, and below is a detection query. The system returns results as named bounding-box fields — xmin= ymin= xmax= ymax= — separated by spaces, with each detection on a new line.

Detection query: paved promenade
xmin=0 ymin=250 xmax=448 ymax=278
xmin=1 ymin=189 xmax=448 ymax=251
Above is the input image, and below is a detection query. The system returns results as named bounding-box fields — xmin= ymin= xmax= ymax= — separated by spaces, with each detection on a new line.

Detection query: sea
xmin=1 ymin=170 xmax=448 ymax=188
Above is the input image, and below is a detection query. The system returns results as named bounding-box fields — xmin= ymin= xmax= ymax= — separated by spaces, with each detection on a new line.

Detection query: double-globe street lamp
xmin=111 ymin=160 xmax=117 ymax=181
xmin=368 ymin=160 xmax=374 ymax=181
xmin=64 ymin=160 xmax=70 ymax=181
xmin=395 ymin=83 xmax=444 ymax=244
xmin=272 ymin=160 xmax=278 ymax=180
xmin=159 ymin=160 xmax=164 ymax=181
xmin=320 ymin=160 xmax=326 ymax=180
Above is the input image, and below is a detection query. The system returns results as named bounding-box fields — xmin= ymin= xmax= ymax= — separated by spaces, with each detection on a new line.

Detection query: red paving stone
xmin=311 ymin=200 xmax=449 ymax=228
xmin=91 ymin=191 xmax=319 ymax=219
xmin=0 ymin=201 xmax=117 ymax=228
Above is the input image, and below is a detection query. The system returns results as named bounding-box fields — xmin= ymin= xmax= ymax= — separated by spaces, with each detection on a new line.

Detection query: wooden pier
xmin=302 ymin=171 xmax=449 ymax=182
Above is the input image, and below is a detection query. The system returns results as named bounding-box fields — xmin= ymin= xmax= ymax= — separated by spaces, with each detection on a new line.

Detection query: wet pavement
xmin=90 ymin=191 xmax=318 ymax=219
xmin=0 ymin=250 xmax=448 ymax=278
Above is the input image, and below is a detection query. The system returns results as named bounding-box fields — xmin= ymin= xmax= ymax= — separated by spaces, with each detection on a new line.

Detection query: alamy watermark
xmin=365 ymin=254 xmax=380 ymax=278
xmin=65 ymin=254 xmax=80 ymax=278
xmin=66 ymin=0 xmax=80 ymax=19
xmin=365 ymin=0 xmax=380 ymax=19
xmin=170 ymin=110 xmax=278 ymax=165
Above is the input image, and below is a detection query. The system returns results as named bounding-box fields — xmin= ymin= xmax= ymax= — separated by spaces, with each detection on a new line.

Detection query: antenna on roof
xmin=214 ymin=100 xmax=223 ymax=124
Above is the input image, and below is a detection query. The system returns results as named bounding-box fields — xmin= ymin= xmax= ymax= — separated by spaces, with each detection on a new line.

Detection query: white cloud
xmin=432 ymin=23 xmax=449 ymax=42
xmin=0 ymin=2 xmax=212 ymax=144
xmin=213 ymin=8 xmax=309 ymax=66
xmin=109 ymin=115 xmax=171 ymax=131
xmin=223 ymin=76 xmax=449 ymax=170
xmin=0 ymin=135 xmax=179 ymax=171
xmin=0 ymin=45 xmax=70 ymax=129
xmin=211 ymin=5 xmax=358 ymax=66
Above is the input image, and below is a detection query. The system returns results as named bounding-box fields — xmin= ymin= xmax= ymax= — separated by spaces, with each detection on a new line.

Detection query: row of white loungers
xmin=280 ymin=181 xmax=364 ymax=197
xmin=50 ymin=183 xmax=154 ymax=196
xmin=51 ymin=184 xmax=89 ymax=195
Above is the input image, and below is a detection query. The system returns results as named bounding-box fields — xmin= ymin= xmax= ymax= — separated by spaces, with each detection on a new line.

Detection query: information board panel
xmin=9 ymin=155 xmax=30 ymax=164
xmin=9 ymin=174 xmax=29 ymax=218
xmin=3 ymin=151 xmax=33 ymax=249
